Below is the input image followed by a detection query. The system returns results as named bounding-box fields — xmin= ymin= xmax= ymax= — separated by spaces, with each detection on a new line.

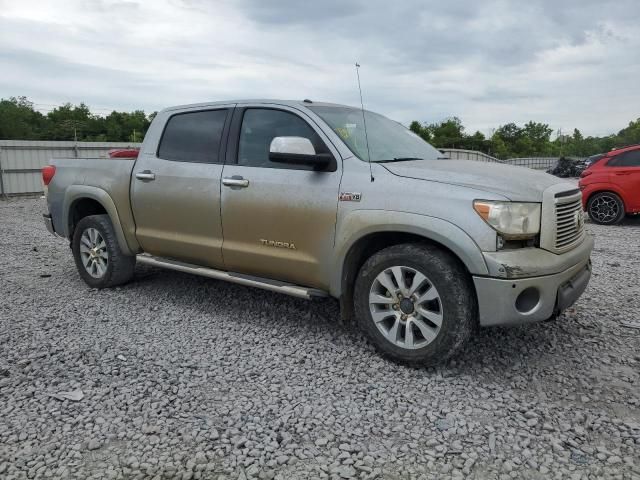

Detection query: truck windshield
xmin=308 ymin=106 xmax=444 ymax=162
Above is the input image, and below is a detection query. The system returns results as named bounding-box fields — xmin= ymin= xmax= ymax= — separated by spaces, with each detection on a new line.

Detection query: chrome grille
xmin=554 ymin=192 xmax=585 ymax=251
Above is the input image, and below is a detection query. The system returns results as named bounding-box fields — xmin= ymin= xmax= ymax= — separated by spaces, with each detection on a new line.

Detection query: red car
xmin=579 ymin=144 xmax=640 ymax=224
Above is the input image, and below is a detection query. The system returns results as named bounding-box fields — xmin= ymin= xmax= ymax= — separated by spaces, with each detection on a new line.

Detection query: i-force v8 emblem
xmin=339 ymin=192 xmax=362 ymax=202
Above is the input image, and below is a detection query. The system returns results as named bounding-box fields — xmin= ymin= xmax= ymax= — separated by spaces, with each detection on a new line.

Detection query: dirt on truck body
xmin=43 ymin=99 xmax=593 ymax=364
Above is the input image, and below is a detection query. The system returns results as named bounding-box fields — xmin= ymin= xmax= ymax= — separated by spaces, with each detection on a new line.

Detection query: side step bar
xmin=136 ymin=254 xmax=328 ymax=300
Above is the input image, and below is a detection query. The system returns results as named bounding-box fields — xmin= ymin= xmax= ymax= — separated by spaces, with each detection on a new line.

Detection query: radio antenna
xmin=355 ymin=62 xmax=374 ymax=182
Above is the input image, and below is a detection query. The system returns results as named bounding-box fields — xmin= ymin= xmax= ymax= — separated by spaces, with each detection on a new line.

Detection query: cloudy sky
xmin=0 ymin=0 xmax=638 ymax=136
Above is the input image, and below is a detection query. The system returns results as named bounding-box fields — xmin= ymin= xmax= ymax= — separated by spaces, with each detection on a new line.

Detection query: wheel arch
xmin=63 ymin=185 xmax=136 ymax=255
xmin=332 ymin=211 xmax=488 ymax=322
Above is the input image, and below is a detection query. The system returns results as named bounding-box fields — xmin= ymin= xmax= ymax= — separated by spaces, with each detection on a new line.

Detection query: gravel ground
xmin=1 ymin=197 xmax=639 ymax=480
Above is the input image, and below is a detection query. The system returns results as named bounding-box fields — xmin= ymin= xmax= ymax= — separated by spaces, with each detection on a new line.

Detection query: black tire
xmin=354 ymin=243 xmax=476 ymax=365
xmin=587 ymin=192 xmax=625 ymax=225
xmin=72 ymin=214 xmax=136 ymax=288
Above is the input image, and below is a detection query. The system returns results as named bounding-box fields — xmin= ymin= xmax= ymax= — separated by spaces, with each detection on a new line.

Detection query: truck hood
xmin=381 ymin=159 xmax=567 ymax=201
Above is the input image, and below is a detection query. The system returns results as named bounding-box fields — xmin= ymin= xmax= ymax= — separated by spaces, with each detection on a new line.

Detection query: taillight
xmin=42 ymin=165 xmax=56 ymax=186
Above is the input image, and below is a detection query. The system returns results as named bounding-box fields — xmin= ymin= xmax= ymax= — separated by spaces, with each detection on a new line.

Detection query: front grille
xmin=554 ymin=193 xmax=585 ymax=251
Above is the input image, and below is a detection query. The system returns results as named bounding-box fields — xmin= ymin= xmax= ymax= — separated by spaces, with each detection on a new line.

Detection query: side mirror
xmin=269 ymin=136 xmax=332 ymax=170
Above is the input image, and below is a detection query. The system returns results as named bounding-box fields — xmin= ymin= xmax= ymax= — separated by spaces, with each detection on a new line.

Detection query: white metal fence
xmin=0 ymin=140 xmax=141 ymax=197
xmin=441 ymin=149 xmax=576 ymax=171
xmin=440 ymin=148 xmax=501 ymax=163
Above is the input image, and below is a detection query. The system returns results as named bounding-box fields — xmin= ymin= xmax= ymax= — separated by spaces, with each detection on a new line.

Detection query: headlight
xmin=473 ymin=201 xmax=541 ymax=239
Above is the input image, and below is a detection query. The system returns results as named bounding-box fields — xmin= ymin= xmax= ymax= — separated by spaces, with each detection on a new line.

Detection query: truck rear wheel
xmin=354 ymin=243 xmax=476 ymax=365
xmin=72 ymin=214 xmax=135 ymax=288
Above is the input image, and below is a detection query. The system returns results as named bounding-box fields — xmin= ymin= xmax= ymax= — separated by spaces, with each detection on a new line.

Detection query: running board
xmin=136 ymin=254 xmax=328 ymax=300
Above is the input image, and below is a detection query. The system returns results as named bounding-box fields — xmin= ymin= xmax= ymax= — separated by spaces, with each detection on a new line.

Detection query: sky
xmin=0 ymin=0 xmax=638 ymax=137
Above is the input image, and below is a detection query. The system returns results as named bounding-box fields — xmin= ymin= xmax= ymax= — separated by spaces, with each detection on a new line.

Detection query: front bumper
xmin=473 ymin=237 xmax=593 ymax=327
xmin=43 ymin=213 xmax=55 ymax=235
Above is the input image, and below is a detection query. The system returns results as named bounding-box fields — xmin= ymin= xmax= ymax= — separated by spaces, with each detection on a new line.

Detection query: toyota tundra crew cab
xmin=42 ymin=100 xmax=593 ymax=364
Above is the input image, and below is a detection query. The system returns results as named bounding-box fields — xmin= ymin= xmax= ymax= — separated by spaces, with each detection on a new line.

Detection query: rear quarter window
xmin=608 ymin=150 xmax=640 ymax=167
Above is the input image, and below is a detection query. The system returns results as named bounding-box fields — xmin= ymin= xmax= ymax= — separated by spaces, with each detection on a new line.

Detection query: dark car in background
xmin=584 ymin=153 xmax=605 ymax=169
xmin=546 ymin=156 xmax=587 ymax=178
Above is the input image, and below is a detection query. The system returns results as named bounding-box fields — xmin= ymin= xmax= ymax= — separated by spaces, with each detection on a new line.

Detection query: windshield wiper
xmin=377 ymin=157 xmax=424 ymax=163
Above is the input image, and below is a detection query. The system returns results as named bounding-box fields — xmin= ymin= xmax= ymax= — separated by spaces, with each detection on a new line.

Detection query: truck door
xmin=220 ymin=105 xmax=342 ymax=290
xmin=607 ymin=150 xmax=640 ymax=211
xmin=130 ymin=106 xmax=232 ymax=268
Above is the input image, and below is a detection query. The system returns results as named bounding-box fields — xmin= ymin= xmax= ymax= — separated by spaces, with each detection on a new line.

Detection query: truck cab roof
xmin=162 ymin=99 xmax=353 ymax=113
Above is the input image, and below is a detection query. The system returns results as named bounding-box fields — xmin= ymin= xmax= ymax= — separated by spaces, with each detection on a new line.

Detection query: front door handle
xmin=222 ymin=177 xmax=249 ymax=188
xmin=135 ymin=170 xmax=156 ymax=181
xmin=614 ymin=172 xmax=631 ymax=176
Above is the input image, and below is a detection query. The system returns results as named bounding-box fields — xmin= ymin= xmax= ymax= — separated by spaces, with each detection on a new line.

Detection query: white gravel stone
xmin=0 ymin=197 xmax=638 ymax=479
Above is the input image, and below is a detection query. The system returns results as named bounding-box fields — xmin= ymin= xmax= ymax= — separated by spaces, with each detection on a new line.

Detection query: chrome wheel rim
xmin=80 ymin=228 xmax=108 ymax=278
xmin=369 ymin=266 xmax=443 ymax=350
xmin=590 ymin=195 xmax=619 ymax=223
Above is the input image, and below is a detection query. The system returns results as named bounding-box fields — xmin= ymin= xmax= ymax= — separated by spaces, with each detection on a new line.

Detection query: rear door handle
xmin=135 ymin=170 xmax=156 ymax=181
xmin=222 ymin=177 xmax=249 ymax=188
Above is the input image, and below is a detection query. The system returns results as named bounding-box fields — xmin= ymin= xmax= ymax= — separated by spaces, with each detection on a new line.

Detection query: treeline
xmin=1 ymin=96 xmax=639 ymax=158
xmin=0 ymin=96 xmax=154 ymax=142
xmin=410 ymin=116 xmax=640 ymax=159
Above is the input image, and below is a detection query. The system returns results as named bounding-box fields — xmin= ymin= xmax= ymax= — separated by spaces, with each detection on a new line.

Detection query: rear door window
xmin=158 ymin=109 xmax=228 ymax=163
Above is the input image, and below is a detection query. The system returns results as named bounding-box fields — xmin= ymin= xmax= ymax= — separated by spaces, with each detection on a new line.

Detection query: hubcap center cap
xmin=399 ymin=298 xmax=415 ymax=315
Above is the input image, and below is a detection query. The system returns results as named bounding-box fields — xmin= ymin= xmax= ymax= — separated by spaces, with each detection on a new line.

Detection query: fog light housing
xmin=515 ymin=287 xmax=540 ymax=313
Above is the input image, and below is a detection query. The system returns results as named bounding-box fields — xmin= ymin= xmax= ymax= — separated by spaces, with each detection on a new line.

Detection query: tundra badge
xmin=260 ymin=239 xmax=296 ymax=250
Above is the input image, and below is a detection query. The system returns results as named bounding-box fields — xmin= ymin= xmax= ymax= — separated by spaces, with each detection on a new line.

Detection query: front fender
xmin=62 ymin=185 xmax=139 ymax=255
xmin=330 ymin=209 xmax=489 ymax=296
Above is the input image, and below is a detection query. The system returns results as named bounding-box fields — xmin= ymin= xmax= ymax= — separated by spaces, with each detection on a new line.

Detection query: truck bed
xmin=47 ymin=157 xmax=138 ymax=250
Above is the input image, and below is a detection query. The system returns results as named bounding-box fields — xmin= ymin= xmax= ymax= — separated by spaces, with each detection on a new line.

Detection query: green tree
xmin=0 ymin=96 xmax=46 ymax=139
xmin=430 ymin=117 xmax=465 ymax=148
xmin=617 ymin=118 xmax=640 ymax=146
xmin=0 ymin=95 xmax=636 ymax=157
xmin=409 ymin=121 xmax=432 ymax=142
xmin=463 ymin=130 xmax=487 ymax=151
xmin=522 ymin=121 xmax=553 ymax=155
xmin=489 ymin=134 xmax=510 ymax=159
xmin=44 ymin=103 xmax=93 ymax=140
xmin=0 ymin=96 xmax=153 ymax=142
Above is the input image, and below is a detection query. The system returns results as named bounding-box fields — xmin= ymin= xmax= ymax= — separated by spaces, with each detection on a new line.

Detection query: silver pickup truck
xmin=43 ymin=100 xmax=593 ymax=364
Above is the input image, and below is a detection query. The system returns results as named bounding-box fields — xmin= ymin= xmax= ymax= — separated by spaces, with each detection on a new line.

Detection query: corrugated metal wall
xmin=0 ymin=140 xmax=141 ymax=196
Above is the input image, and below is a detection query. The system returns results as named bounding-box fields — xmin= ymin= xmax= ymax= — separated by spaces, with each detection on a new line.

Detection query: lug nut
xmin=392 ymin=304 xmax=399 ymax=310
xmin=401 ymin=314 xmax=407 ymax=320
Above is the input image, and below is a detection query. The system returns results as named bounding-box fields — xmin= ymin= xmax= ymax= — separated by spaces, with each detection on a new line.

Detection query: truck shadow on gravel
xmin=131 ymin=265 xmax=584 ymax=373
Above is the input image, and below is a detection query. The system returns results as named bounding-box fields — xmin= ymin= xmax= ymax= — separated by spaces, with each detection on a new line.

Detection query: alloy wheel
xmin=368 ymin=266 xmax=443 ymax=350
xmin=79 ymin=228 xmax=108 ymax=278
xmin=589 ymin=194 xmax=620 ymax=224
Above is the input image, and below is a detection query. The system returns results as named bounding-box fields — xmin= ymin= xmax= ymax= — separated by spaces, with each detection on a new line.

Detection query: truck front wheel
xmin=354 ymin=243 xmax=476 ymax=365
xmin=72 ymin=214 xmax=136 ymax=288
